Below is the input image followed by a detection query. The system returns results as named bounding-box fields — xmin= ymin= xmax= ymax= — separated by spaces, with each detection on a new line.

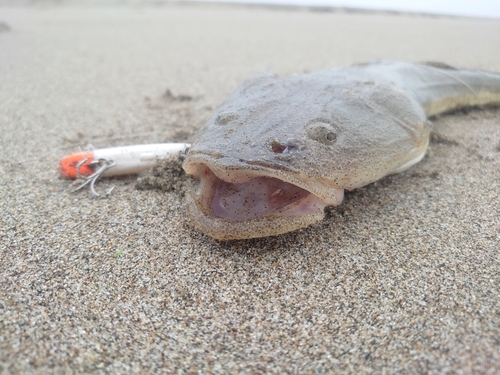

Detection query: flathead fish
xmin=183 ymin=62 xmax=500 ymax=240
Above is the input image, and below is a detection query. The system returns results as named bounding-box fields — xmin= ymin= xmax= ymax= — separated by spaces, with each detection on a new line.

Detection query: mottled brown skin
xmin=183 ymin=62 xmax=500 ymax=240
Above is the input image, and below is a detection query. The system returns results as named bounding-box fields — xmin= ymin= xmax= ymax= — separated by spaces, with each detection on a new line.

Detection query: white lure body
xmin=59 ymin=143 xmax=190 ymax=179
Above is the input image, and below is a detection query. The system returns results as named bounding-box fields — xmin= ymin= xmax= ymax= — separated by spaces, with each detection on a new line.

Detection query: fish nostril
xmin=271 ymin=140 xmax=288 ymax=154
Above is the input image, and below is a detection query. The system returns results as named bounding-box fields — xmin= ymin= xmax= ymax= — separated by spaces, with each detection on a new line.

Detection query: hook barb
xmin=73 ymin=158 xmax=116 ymax=197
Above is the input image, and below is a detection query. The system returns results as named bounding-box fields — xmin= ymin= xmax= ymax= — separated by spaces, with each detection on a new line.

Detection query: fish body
xmin=183 ymin=62 xmax=500 ymax=240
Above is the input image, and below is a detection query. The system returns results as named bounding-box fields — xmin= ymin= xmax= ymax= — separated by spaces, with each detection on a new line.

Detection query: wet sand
xmin=1 ymin=2 xmax=499 ymax=373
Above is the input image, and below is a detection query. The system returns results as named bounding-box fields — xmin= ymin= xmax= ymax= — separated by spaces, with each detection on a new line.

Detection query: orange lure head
xmin=58 ymin=152 xmax=95 ymax=179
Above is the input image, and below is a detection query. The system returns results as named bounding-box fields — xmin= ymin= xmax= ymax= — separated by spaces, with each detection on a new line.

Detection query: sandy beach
xmin=1 ymin=2 xmax=499 ymax=373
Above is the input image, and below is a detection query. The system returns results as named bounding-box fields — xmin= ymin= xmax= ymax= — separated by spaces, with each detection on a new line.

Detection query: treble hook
xmin=180 ymin=144 xmax=190 ymax=160
xmin=74 ymin=158 xmax=116 ymax=197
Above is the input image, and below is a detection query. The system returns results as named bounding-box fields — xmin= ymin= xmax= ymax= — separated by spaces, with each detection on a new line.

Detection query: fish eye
xmin=306 ymin=122 xmax=339 ymax=145
xmin=326 ymin=132 xmax=337 ymax=142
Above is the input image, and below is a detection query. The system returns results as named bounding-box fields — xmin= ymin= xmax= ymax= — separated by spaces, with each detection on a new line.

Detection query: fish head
xmin=183 ymin=70 xmax=429 ymax=240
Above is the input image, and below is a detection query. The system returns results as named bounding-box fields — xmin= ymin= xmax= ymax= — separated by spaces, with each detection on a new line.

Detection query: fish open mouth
xmin=183 ymin=156 xmax=344 ymax=240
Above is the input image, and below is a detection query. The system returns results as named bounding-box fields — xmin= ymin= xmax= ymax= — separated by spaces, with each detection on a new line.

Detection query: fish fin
xmin=419 ymin=61 xmax=458 ymax=70
xmin=430 ymin=131 xmax=460 ymax=146
xmin=419 ymin=63 xmax=477 ymax=96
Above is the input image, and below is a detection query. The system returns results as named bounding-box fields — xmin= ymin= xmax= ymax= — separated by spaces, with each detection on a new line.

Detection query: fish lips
xmin=182 ymin=153 xmax=344 ymax=240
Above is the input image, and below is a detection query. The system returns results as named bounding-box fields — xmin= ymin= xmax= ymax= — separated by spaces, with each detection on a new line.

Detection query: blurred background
xmin=197 ymin=0 xmax=500 ymax=19
xmin=0 ymin=0 xmax=499 ymax=18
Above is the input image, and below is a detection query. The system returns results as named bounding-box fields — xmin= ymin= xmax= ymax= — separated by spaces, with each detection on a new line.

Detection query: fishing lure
xmin=59 ymin=143 xmax=190 ymax=196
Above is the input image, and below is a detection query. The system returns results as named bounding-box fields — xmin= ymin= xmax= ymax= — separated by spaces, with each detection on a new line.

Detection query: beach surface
xmin=1 ymin=2 xmax=499 ymax=373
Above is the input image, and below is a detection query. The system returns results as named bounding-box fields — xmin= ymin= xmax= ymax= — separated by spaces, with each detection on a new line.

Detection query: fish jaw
xmin=183 ymin=154 xmax=344 ymax=240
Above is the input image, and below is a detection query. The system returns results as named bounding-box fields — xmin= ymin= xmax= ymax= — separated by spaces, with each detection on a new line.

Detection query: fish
xmin=182 ymin=62 xmax=500 ymax=240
